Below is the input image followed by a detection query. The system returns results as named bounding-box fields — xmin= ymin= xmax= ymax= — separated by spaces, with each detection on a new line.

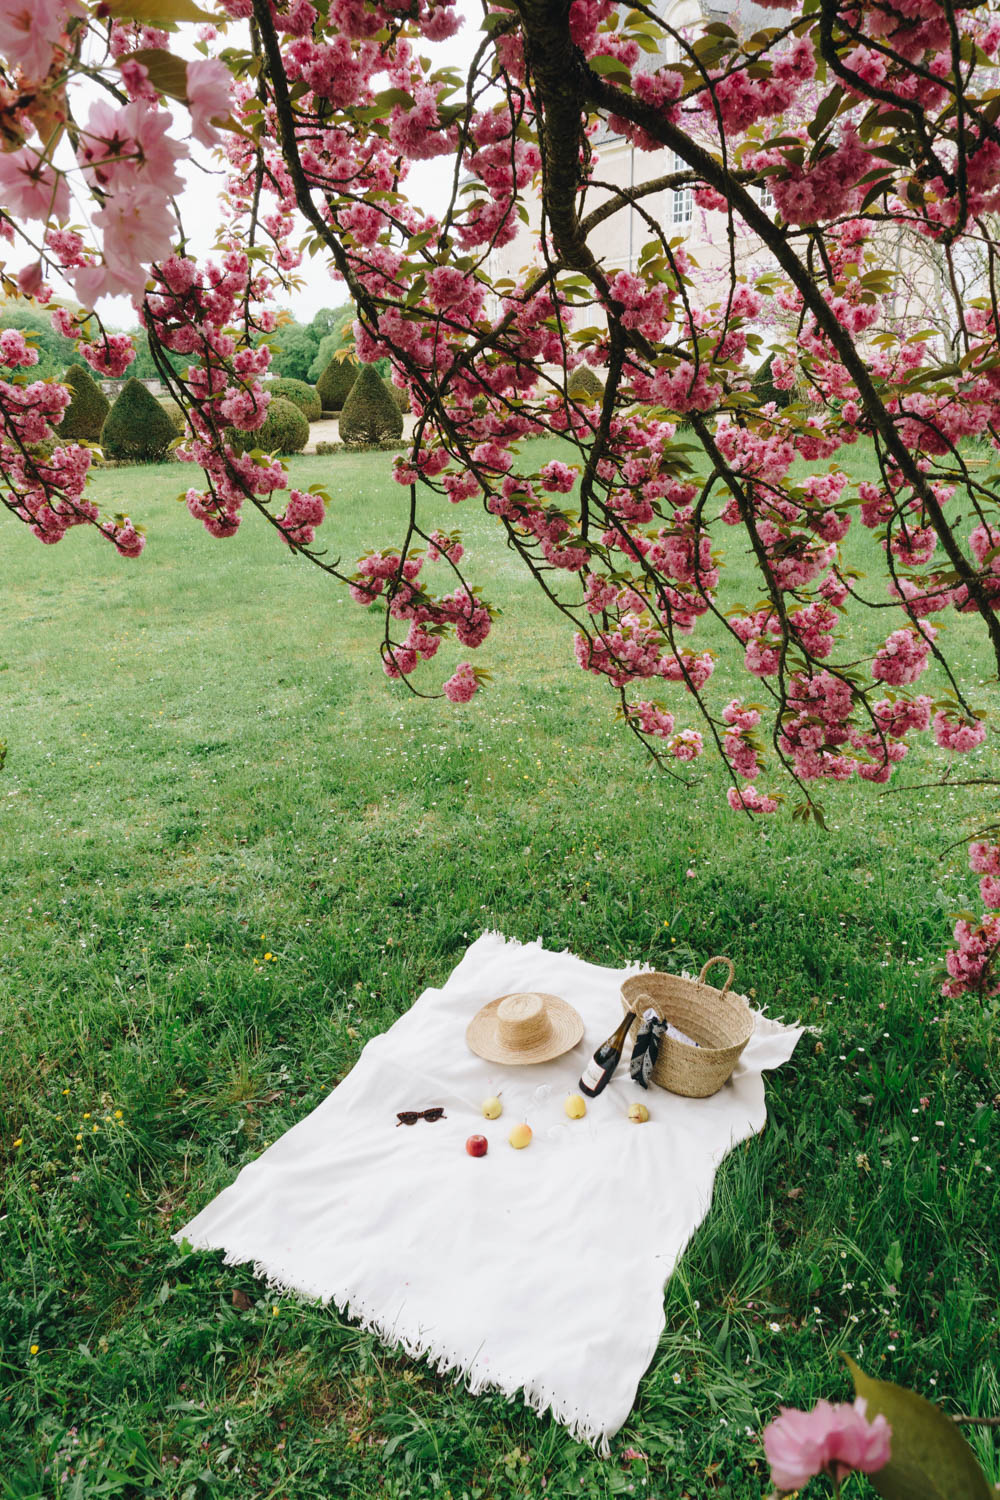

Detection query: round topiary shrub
xmin=568 ymin=365 xmax=605 ymax=403
xmin=265 ymin=377 xmax=321 ymax=422
xmin=316 ymin=356 xmax=359 ymax=412
xmin=59 ymin=363 xmax=110 ymax=442
xmin=338 ymin=363 xmax=405 ymax=447
xmin=101 ymin=378 xmax=177 ymax=461
xmin=227 ymin=395 xmax=309 ymax=455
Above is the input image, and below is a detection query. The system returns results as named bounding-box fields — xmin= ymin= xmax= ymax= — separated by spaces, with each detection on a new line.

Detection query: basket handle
xmin=697 ymin=956 xmax=734 ymax=997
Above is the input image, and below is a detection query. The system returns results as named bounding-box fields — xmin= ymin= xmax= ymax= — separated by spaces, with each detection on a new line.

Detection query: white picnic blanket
xmin=176 ymin=932 xmax=802 ymax=1450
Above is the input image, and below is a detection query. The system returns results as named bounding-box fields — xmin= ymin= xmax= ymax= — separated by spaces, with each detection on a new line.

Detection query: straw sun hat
xmin=466 ymin=991 xmax=585 ymax=1065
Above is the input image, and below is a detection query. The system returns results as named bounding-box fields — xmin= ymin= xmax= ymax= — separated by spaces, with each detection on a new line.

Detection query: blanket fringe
xmin=204 ymin=1239 xmax=614 ymax=1455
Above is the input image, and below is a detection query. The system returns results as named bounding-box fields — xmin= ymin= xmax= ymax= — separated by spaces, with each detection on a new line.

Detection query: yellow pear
xmin=627 ymin=1102 xmax=650 ymax=1123
xmin=508 ymin=1122 xmax=532 ymax=1149
xmin=481 ymin=1096 xmax=503 ymax=1119
xmin=564 ymin=1093 xmax=587 ymax=1119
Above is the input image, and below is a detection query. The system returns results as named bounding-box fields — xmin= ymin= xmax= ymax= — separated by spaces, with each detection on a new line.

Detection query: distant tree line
xmin=0 ymin=302 xmax=361 ymax=386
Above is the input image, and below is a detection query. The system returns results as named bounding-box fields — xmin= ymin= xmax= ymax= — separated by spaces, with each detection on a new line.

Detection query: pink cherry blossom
xmin=942 ymin=914 xmax=1000 ymax=998
xmin=0 ymin=149 xmax=69 ymax=223
xmin=186 ymin=58 xmax=233 ymax=147
xmin=88 ymin=186 xmax=179 ymax=300
xmin=727 ymin=785 xmax=779 ymax=814
xmin=0 ymin=0 xmax=73 ymax=81
xmin=0 ymin=329 xmax=38 ymax=366
xmin=933 ymin=711 xmax=986 ymax=752
xmin=443 ymin=662 xmax=479 ymax=703
xmin=78 ymin=100 xmax=186 ymax=196
xmin=16 ymin=261 xmax=45 ymax=298
xmin=763 ymin=1398 xmax=891 ymax=1491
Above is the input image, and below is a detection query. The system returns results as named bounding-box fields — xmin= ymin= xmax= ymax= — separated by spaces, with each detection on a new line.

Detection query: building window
xmin=672 ymin=152 xmax=693 ymax=226
xmin=759 ymin=181 xmax=773 ymax=209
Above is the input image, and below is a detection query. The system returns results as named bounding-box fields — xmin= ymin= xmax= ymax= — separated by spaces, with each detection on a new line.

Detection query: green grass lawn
xmin=1 ymin=444 xmax=998 ymax=1498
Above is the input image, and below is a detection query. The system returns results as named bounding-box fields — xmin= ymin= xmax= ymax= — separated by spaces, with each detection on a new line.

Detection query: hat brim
xmin=466 ymin=991 xmax=585 ymax=1065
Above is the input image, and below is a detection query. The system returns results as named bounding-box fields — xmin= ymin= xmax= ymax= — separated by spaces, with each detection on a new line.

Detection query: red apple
xmin=465 ymin=1134 xmax=488 ymax=1157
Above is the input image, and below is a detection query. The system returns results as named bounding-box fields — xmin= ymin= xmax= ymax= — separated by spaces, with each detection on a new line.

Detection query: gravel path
xmin=304 ymin=414 xmax=416 ymax=452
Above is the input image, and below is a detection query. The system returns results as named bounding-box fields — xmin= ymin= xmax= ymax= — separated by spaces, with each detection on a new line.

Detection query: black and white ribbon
xmin=629 ymin=1011 xmax=666 ymax=1089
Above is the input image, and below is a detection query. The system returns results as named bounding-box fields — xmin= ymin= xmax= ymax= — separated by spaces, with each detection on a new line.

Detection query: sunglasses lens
xmin=425 ymin=1107 xmax=445 ymax=1121
xmin=397 ymin=1112 xmax=418 ymax=1125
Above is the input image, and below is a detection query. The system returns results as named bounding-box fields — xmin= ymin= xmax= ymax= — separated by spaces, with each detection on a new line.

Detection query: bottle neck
xmin=614 ymin=1010 xmax=636 ymax=1048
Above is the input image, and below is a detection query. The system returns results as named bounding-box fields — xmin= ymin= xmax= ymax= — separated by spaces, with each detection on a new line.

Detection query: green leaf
xmin=807 ymin=84 xmax=844 ymax=140
xmin=843 ymin=1357 xmax=993 ymax=1500
xmin=883 ymin=1239 xmax=903 ymax=1285
xmin=106 ymin=0 xmax=214 ymax=22
xmin=373 ymin=88 xmax=416 ymax=110
xmin=121 ymin=47 xmax=189 ymax=101
xmin=588 ymin=54 xmax=632 ymax=81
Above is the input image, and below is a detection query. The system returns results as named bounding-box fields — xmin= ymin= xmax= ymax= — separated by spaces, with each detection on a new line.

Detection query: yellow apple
xmin=627 ymin=1102 xmax=650 ymax=1123
xmin=508 ymin=1122 xmax=532 ymax=1149
xmin=564 ymin=1093 xmax=587 ymax=1119
xmin=481 ymin=1096 xmax=503 ymax=1119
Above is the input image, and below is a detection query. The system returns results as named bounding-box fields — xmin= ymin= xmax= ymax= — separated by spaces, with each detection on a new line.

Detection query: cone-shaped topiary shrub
xmin=388 ymin=380 xmax=410 ymax=413
xmin=751 ymin=353 xmax=792 ymax=409
xmin=265 ymin=377 xmax=321 ymax=421
xmin=101 ymin=378 xmax=177 ymax=461
xmin=60 ymin=363 xmax=110 ymax=441
xmin=158 ymin=399 xmax=187 ymax=435
xmin=567 ymin=365 xmax=605 ymax=403
xmin=338 ymin=363 xmax=404 ymax=446
xmin=227 ymin=396 xmax=309 ymax=456
xmin=316 ymin=355 xmax=359 ymax=412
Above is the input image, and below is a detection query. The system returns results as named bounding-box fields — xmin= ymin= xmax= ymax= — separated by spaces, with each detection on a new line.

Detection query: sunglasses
xmin=396 ymin=1107 xmax=446 ymax=1127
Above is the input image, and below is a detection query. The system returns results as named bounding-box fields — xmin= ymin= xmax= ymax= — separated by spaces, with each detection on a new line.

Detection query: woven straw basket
xmin=621 ymin=957 xmax=753 ymax=1098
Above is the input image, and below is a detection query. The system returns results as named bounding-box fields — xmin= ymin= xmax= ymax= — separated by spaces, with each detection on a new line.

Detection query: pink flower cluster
xmin=426 ymin=530 xmax=464 ymax=563
xmin=872 ymin=624 xmax=936 ymax=685
xmin=727 ymin=785 xmax=779 ymax=814
xmin=933 ymin=711 xmax=987 ymax=752
xmin=700 ymin=38 xmax=815 ymax=136
xmin=275 ymin=489 xmax=326 ymax=548
xmin=771 ymin=128 xmax=872 ymax=226
xmin=442 ymin=662 xmax=479 ymax=703
xmin=943 ymin=914 xmax=1000 ymax=999
xmin=670 ymin=728 xmax=703 ymax=761
xmin=629 ymin=701 xmax=675 ymax=739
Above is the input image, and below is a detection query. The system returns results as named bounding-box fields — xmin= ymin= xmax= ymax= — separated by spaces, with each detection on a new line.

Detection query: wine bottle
xmin=578 ymin=1011 xmax=636 ymax=1097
